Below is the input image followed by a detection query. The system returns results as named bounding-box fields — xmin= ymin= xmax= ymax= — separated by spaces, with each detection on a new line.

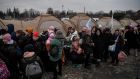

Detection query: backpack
xmin=0 ymin=59 xmax=10 ymax=79
xmin=50 ymin=45 xmax=59 ymax=58
xmin=49 ymin=39 xmax=62 ymax=61
xmin=25 ymin=61 xmax=42 ymax=77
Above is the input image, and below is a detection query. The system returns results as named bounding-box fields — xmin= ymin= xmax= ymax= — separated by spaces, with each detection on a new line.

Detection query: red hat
xmin=33 ymin=32 xmax=39 ymax=37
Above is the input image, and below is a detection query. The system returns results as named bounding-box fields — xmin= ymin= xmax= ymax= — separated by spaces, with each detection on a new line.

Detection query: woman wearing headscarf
xmin=92 ymin=29 xmax=105 ymax=67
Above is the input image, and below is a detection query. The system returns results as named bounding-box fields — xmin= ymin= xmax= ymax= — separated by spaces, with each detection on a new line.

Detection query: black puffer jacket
xmin=82 ymin=34 xmax=93 ymax=53
xmin=93 ymin=34 xmax=105 ymax=59
xmin=0 ymin=41 xmax=21 ymax=79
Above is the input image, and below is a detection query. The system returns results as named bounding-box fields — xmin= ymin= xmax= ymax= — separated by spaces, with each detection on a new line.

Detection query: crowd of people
xmin=0 ymin=24 xmax=140 ymax=79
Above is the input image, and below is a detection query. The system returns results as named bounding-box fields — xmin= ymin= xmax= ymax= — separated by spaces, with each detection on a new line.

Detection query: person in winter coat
xmin=0 ymin=58 xmax=10 ymax=79
xmin=132 ymin=27 xmax=139 ymax=56
xmin=123 ymin=26 xmax=130 ymax=55
xmin=138 ymin=25 xmax=140 ymax=51
xmin=40 ymin=31 xmax=49 ymax=44
xmin=70 ymin=36 xmax=84 ymax=68
xmin=93 ymin=29 xmax=105 ymax=66
xmin=110 ymin=30 xmax=124 ymax=66
xmin=15 ymin=30 xmax=26 ymax=52
xmin=25 ymin=27 xmax=33 ymax=44
xmin=46 ymin=32 xmax=55 ymax=52
xmin=70 ymin=28 xmax=79 ymax=41
xmin=79 ymin=27 xmax=94 ymax=69
xmin=64 ymin=27 xmax=73 ymax=61
xmin=20 ymin=44 xmax=44 ymax=79
xmin=46 ymin=26 xmax=56 ymax=53
xmin=54 ymin=30 xmax=65 ymax=76
xmin=102 ymin=28 xmax=112 ymax=62
xmin=7 ymin=24 xmax=16 ymax=41
xmin=15 ymin=30 xmax=25 ymax=41
xmin=0 ymin=29 xmax=6 ymax=49
xmin=91 ymin=27 xmax=97 ymax=63
xmin=66 ymin=27 xmax=73 ymax=37
xmin=1 ymin=33 xmax=21 ymax=79
xmin=44 ymin=26 xmax=56 ymax=72
xmin=7 ymin=24 xmax=14 ymax=35
xmin=124 ymin=26 xmax=136 ymax=55
xmin=32 ymin=32 xmax=42 ymax=56
xmin=46 ymin=30 xmax=64 ymax=79
xmin=31 ymin=31 xmax=47 ymax=72
xmin=39 ymin=31 xmax=49 ymax=72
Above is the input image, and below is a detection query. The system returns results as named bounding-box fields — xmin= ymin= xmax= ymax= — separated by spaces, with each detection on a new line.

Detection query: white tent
xmin=62 ymin=19 xmax=76 ymax=32
xmin=136 ymin=20 xmax=140 ymax=25
xmin=120 ymin=18 xmax=138 ymax=27
xmin=3 ymin=14 xmax=66 ymax=35
xmin=71 ymin=13 xmax=96 ymax=32
xmin=3 ymin=19 xmax=38 ymax=32
xmin=98 ymin=17 xmax=123 ymax=32
xmin=36 ymin=14 xmax=66 ymax=35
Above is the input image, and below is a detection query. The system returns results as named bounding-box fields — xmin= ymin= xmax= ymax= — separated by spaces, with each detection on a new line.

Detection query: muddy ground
xmin=42 ymin=50 xmax=140 ymax=79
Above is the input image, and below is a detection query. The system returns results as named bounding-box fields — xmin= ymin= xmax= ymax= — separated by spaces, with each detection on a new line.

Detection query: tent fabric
xmin=62 ymin=19 xmax=76 ymax=32
xmin=70 ymin=13 xmax=95 ymax=32
xmin=0 ymin=19 xmax=7 ymax=30
xmin=98 ymin=17 xmax=111 ymax=27
xmin=136 ymin=20 xmax=140 ymax=25
xmin=36 ymin=15 xmax=66 ymax=36
xmin=3 ymin=19 xmax=37 ymax=32
xmin=2 ymin=14 xmax=66 ymax=36
xmin=98 ymin=17 xmax=123 ymax=32
xmin=120 ymin=18 xmax=138 ymax=27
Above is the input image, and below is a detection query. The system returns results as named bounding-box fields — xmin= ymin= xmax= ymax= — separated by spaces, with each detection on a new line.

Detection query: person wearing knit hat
xmin=25 ymin=27 xmax=33 ymax=44
xmin=1 ymin=33 xmax=21 ymax=79
xmin=33 ymin=32 xmax=39 ymax=37
xmin=55 ymin=30 xmax=64 ymax=39
xmin=32 ymin=31 xmax=43 ymax=56
xmin=22 ymin=44 xmax=44 ymax=79
xmin=33 ymin=32 xmax=39 ymax=41
xmin=46 ymin=31 xmax=64 ymax=79
xmin=25 ymin=27 xmax=33 ymax=34
xmin=2 ymin=33 xmax=14 ymax=44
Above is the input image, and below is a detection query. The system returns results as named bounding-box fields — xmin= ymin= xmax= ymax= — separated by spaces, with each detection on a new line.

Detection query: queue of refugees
xmin=0 ymin=24 xmax=140 ymax=79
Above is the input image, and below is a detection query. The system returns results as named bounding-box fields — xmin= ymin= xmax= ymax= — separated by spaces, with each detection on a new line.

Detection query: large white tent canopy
xmin=36 ymin=14 xmax=66 ymax=35
xmin=120 ymin=18 xmax=138 ymax=27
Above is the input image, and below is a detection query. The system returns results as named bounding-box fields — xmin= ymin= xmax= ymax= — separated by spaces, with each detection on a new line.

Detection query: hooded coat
xmin=7 ymin=24 xmax=16 ymax=41
xmin=20 ymin=51 xmax=44 ymax=79
xmin=0 ymin=40 xmax=21 ymax=79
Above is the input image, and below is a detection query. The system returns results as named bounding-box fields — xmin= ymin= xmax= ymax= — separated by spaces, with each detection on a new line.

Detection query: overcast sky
xmin=0 ymin=0 xmax=140 ymax=13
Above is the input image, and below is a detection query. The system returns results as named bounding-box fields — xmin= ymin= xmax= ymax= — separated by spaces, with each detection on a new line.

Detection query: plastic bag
xmin=118 ymin=51 xmax=127 ymax=62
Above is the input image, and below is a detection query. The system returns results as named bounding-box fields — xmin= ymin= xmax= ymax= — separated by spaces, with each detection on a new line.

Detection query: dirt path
xmin=42 ymin=50 xmax=140 ymax=79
